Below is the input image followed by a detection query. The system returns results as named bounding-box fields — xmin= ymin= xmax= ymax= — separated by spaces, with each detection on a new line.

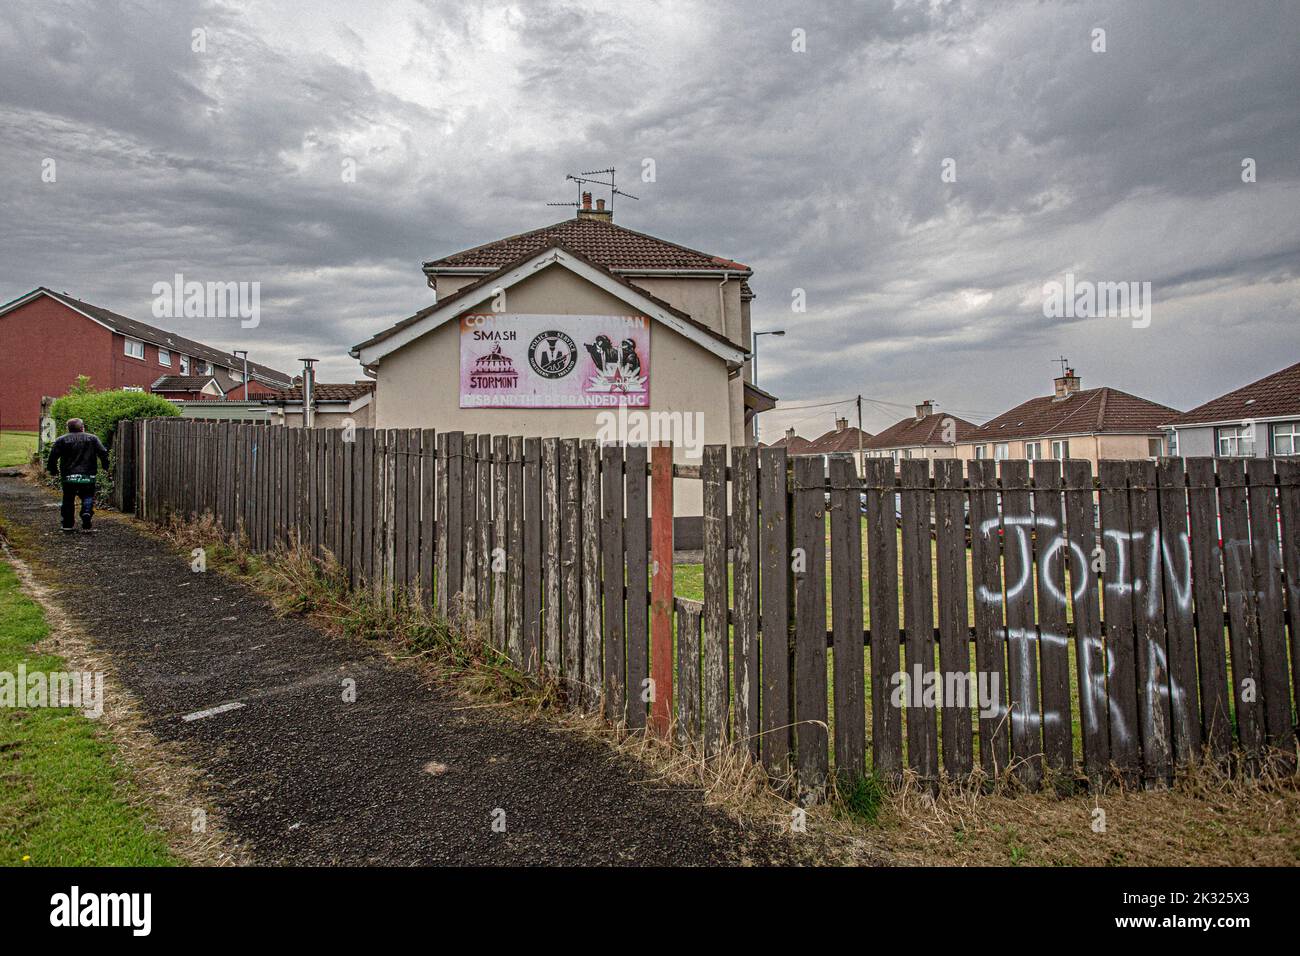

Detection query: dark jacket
xmin=46 ymin=432 xmax=110 ymax=480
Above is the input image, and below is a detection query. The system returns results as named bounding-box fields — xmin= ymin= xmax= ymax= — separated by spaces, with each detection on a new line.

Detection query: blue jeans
xmin=61 ymin=479 xmax=96 ymax=529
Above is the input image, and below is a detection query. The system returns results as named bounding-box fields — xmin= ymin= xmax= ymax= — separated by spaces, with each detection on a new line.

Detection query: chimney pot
xmin=1053 ymin=369 xmax=1082 ymax=400
xmin=582 ymin=191 xmax=592 ymax=210
xmin=596 ymin=198 xmax=605 ymax=211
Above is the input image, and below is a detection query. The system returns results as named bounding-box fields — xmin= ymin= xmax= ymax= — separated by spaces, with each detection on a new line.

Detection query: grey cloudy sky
xmin=1 ymin=0 xmax=1297 ymax=436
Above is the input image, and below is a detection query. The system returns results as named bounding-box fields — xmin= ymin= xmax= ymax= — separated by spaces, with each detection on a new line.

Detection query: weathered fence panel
xmin=792 ymin=455 xmax=828 ymax=792
xmin=116 ymin=420 xmax=1299 ymax=796
xmin=625 ymin=444 xmax=649 ymax=730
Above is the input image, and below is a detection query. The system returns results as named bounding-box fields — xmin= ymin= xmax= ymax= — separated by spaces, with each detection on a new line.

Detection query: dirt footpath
xmin=0 ymin=476 xmax=803 ymax=866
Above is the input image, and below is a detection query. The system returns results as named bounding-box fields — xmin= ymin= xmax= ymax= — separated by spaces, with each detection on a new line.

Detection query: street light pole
xmin=751 ymin=329 xmax=785 ymax=443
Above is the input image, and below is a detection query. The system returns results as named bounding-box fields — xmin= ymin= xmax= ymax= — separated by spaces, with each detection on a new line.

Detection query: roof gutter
xmin=423 ymin=266 xmax=753 ymax=279
xmin=1164 ymin=414 xmax=1299 ymax=430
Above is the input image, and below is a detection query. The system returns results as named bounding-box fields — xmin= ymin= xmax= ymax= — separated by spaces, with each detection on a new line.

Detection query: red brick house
xmin=0 ymin=287 xmax=291 ymax=430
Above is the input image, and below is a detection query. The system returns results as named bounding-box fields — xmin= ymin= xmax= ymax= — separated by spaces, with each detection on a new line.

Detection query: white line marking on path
xmin=182 ymin=701 xmax=246 ymax=722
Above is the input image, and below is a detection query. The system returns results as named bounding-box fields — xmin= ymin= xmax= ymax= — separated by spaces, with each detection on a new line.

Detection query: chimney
xmin=915 ymin=400 xmax=933 ymax=422
xmin=1053 ymin=367 xmax=1081 ymax=400
xmin=577 ymin=191 xmax=613 ymax=223
xmin=299 ymin=358 xmax=319 ymax=428
xmin=786 ymin=427 xmax=796 ymax=441
xmin=836 ymin=416 xmax=848 ymax=432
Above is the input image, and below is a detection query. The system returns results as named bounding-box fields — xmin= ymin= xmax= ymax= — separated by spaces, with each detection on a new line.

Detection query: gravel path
xmin=0 ymin=476 xmax=801 ymax=865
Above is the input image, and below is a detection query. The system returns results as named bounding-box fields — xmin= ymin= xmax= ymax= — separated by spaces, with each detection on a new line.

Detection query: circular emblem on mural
xmin=528 ymin=331 xmax=578 ymax=379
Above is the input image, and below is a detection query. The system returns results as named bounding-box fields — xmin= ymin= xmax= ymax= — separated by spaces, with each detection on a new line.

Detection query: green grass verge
xmin=0 ymin=556 xmax=176 ymax=866
xmin=0 ymin=432 xmax=37 ymax=469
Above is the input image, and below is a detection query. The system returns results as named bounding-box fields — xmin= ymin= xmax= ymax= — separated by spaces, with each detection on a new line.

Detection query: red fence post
xmin=650 ymin=443 xmax=675 ymax=737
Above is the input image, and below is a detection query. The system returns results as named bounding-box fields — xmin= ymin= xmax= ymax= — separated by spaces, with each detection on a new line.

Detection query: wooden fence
xmin=114 ymin=418 xmax=1300 ymax=794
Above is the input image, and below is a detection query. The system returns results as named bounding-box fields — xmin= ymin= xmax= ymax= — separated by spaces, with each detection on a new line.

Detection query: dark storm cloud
xmin=0 ymin=0 xmax=1296 ymax=425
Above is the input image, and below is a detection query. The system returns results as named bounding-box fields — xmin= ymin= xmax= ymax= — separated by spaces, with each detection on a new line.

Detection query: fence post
xmin=560 ymin=438 xmax=583 ymax=705
xmin=624 ymin=444 xmax=649 ymax=730
xmin=792 ymin=454 xmax=829 ymax=795
xmin=579 ymin=440 xmax=602 ymax=710
xmin=649 ymin=444 xmax=674 ymax=737
xmin=758 ymin=447 xmax=792 ymax=779
xmin=701 ymin=445 xmax=730 ymax=754
xmin=732 ymin=446 xmax=760 ymax=758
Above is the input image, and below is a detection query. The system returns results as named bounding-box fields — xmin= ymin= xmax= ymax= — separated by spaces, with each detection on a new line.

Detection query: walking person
xmin=45 ymin=418 xmax=110 ymax=533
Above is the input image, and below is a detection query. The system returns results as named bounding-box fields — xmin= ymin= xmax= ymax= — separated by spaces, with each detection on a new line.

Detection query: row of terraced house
xmin=770 ymin=360 xmax=1300 ymax=471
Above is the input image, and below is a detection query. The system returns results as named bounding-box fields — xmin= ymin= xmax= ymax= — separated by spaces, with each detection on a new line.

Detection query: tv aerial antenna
xmin=1052 ymin=355 xmax=1071 ymax=377
xmin=546 ymin=167 xmax=640 ymax=212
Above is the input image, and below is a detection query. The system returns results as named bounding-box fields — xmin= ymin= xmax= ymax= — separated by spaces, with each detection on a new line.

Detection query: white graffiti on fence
xmin=975 ymin=515 xmax=1192 ymax=619
xmin=969 ymin=513 xmax=1195 ymax=754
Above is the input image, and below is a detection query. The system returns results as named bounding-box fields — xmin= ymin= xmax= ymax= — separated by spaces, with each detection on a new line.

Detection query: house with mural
xmin=351 ymin=193 xmax=764 ymax=458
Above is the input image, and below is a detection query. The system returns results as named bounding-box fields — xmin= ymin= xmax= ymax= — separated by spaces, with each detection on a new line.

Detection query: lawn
xmin=0 ymin=556 xmax=176 ymax=866
xmin=0 ymin=432 xmax=37 ymax=468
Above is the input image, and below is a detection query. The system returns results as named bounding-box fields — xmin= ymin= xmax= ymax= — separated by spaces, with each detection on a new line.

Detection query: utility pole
xmin=856 ymin=394 xmax=864 ymax=475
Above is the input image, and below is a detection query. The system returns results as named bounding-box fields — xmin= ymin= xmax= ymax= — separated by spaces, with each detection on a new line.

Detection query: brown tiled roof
xmin=34 ymin=289 xmax=292 ymax=386
xmin=975 ymin=387 xmax=1178 ymax=442
xmin=270 ymin=382 xmax=374 ymax=403
xmin=354 ymin=243 xmax=747 ymax=358
xmin=151 ymin=375 xmax=222 ymax=392
xmin=806 ymin=425 xmax=874 ymax=455
xmin=865 ymin=412 xmax=981 ymax=449
xmin=767 ymin=432 xmax=817 ymax=455
xmin=1167 ymin=360 xmax=1300 ymax=426
xmin=423 ymin=217 xmax=750 ymax=274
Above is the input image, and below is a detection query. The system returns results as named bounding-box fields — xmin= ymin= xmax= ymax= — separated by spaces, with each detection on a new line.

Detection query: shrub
xmin=49 ymin=387 xmax=180 ymax=447
xmin=46 ymin=385 xmax=180 ymax=501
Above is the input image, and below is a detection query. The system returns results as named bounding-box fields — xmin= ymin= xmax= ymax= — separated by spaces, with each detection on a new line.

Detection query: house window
xmin=202 ymin=361 xmax=213 ymax=374
xmin=179 ymin=355 xmax=190 ymax=375
xmin=1272 ymin=421 xmax=1300 ymax=457
xmin=994 ymin=443 xmax=1009 ymax=460
xmin=158 ymin=348 xmax=171 ymax=366
xmin=1216 ymin=425 xmax=1254 ymax=457
xmin=974 ymin=445 xmax=988 ymax=460
xmin=1025 ymin=442 xmax=1041 ymax=460
xmin=1166 ymin=429 xmax=1178 ymax=456
xmin=1148 ymin=437 xmax=1163 ymax=457
xmin=124 ymin=338 xmax=145 ymax=360
xmin=1051 ymin=439 xmax=1070 ymax=459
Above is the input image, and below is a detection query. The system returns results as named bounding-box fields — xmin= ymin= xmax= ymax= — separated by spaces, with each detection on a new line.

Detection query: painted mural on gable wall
xmin=459 ymin=313 xmax=650 ymax=408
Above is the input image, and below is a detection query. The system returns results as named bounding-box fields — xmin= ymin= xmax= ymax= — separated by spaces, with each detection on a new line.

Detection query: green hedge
xmin=49 ymin=389 xmax=179 ymax=447
xmin=46 ymin=389 xmax=180 ymax=501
